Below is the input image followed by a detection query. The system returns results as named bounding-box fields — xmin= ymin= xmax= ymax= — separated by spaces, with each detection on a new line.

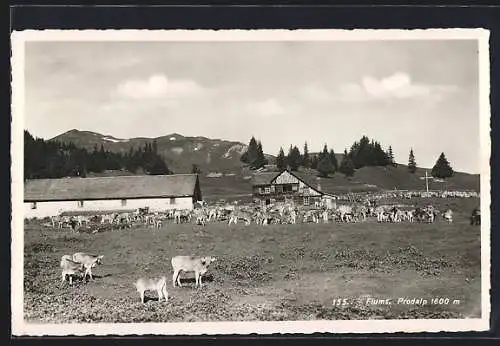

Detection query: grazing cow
xmin=72 ymin=252 xmax=104 ymax=280
xmin=405 ymin=210 xmax=414 ymax=223
xmin=353 ymin=205 xmax=368 ymax=222
xmin=171 ymin=255 xmax=216 ymax=288
xmin=442 ymin=209 xmax=453 ymax=223
xmin=426 ymin=209 xmax=435 ymax=223
xmin=153 ymin=219 xmax=163 ymax=229
xmin=290 ymin=209 xmax=297 ymax=224
xmin=374 ymin=205 xmax=390 ymax=223
xmin=101 ymin=214 xmax=114 ymax=224
xmin=470 ymin=207 xmax=481 ymax=226
xmin=228 ymin=211 xmax=251 ymax=226
xmin=207 ymin=208 xmax=218 ymax=222
xmin=322 ymin=209 xmax=329 ymax=223
xmin=68 ymin=217 xmax=79 ymax=232
xmin=77 ymin=215 xmax=90 ymax=227
xmin=193 ymin=208 xmax=207 ymax=226
xmin=174 ymin=210 xmax=191 ymax=224
xmin=134 ymin=276 xmax=169 ymax=303
xmin=60 ymin=255 xmax=84 ymax=285
xmin=51 ymin=215 xmax=60 ymax=229
xmin=337 ymin=205 xmax=353 ymax=223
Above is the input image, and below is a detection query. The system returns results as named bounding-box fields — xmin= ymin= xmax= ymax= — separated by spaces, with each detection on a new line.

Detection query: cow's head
xmin=96 ymin=255 xmax=104 ymax=265
xmin=201 ymin=256 xmax=216 ymax=267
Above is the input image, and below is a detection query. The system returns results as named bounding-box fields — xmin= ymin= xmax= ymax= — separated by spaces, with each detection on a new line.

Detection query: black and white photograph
xmin=11 ymin=29 xmax=491 ymax=335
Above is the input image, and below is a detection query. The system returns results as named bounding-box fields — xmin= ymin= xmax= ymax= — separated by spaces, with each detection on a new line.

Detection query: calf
xmin=133 ymin=276 xmax=169 ymax=303
xmin=60 ymin=255 xmax=84 ymax=285
xmin=171 ymin=255 xmax=216 ymax=288
xmin=442 ymin=209 xmax=453 ymax=223
xmin=72 ymin=252 xmax=104 ymax=280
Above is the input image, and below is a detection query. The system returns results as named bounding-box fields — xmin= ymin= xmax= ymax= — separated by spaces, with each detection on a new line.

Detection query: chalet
xmin=24 ymin=174 xmax=202 ymax=218
xmin=251 ymin=169 xmax=334 ymax=206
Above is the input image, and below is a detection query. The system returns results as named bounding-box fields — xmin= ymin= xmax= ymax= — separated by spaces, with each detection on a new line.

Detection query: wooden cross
xmin=420 ymin=170 xmax=432 ymax=193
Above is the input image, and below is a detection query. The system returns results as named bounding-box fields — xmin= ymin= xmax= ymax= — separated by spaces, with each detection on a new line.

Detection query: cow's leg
xmin=140 ymin=290 xmax=145 ymax=303
xmin=163 ymin=286 xmax=169 ymax=301
xmin=69 ymin=275 xmax=73 ymax=285
xmin=61 ymin=272 xmax=66 ymax=284
xmin=172 ymin=270 xmax=179 ymax=287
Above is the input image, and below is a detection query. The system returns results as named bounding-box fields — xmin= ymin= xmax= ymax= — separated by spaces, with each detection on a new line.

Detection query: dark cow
xmin=470 ymin=207 xmax=481 ymax=226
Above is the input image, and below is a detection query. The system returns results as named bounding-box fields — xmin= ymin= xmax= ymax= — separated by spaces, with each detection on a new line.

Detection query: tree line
xmin=24 ymin=130 xmax=171 ymax=180
xmin=241 ymin=134 xmax=454 ymax=179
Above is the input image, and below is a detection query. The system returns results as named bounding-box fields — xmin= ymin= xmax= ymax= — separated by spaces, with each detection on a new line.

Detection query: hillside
xmin=49 ymin=130 xmax=480 ymax=200
xmin=51 ymin=130 xmax=274 ymax=174
xmin=198 ymin=165 xmax=480 ymax=202
xmin=296 ymin=165 xmax=479 ymax=194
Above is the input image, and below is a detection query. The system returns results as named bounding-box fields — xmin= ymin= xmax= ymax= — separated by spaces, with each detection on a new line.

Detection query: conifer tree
xmin=318 ymin=144 xmax=328 ymax=162
xmin=253 ymin=141 xmax=268 ymax=169
xmin=310 ymin=155 xmax=318 ymax=169
xmin=287 ymin=145 xmax=301 ymax=171
xmin=431 ymin=152 xmax=454 ymax=178
xmin=329 ymin=149 xmax=338 ymax=171
xmin=408 ymin=148 xmax=417 ymax=173
xmin=241 ymin=136 xmax=259 ymax=166
xmin=317 ymin=155 xmax=334 ymax=178
xmin=302 ymin=142 xmax=310 ymax=168
xmin=387 ymin=146 xmax=395 ymax=165
xmin=339 ymin=149 xmax=355 ymax=177
xmin=276 ymin=147 xmax=286 ymax=171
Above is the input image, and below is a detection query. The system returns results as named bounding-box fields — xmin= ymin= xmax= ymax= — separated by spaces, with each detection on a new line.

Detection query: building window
xmin=121 ymin=199 xmax=127 ymax=207
xmin=264 ymin=187 xmax=271 ymax=194
xmin=270 ymin=185 xmax=275 ymax=193
xmin=303 ymin=197 xmax=310 ymax=206
xmin=170 ymin=197 xmax=176 ymax=205
xmin=78 ymin=200 xmax=84 ymax=208
xmin=276 ymin=185 xmax=283 ymax=193
xmin=30 ymin=202 xmax=37 ymax=210
xmin=292 ymin=184 xmax=298 ymax=192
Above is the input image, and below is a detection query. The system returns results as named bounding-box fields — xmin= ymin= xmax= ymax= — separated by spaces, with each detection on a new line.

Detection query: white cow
xmin=337 ymin=205 xmax=353 ymax=223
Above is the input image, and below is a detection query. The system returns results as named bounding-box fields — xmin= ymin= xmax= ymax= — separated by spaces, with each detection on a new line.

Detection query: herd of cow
xmin=47 ymin=200 xmax=481 ymax=233
xmin=53 ymin=198 xmax=480 ymax=303
xmin=60 ymin=252 xmax=217 ymax=303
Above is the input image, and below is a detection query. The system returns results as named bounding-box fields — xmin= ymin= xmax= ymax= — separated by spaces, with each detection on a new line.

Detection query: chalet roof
xmin=251 ymin=172 xmax=280 ymax=186
xmin=24 ymin=174 xmax=199 ymax=202
xmin=292 ymin=171 xmax=322 ymax=189
xmin=251 ymin=169 xmax=332 ymax=196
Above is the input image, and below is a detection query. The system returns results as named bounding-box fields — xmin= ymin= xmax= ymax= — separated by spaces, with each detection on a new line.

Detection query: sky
xmin=24 ymin=39 xmax=481 ymax=173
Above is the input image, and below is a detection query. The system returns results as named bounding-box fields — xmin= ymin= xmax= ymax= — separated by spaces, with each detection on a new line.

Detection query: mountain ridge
xmin=51 ymin=129 xmax=274 ymax=174
xmin=47 ymin=129 xmax=480 ymax=195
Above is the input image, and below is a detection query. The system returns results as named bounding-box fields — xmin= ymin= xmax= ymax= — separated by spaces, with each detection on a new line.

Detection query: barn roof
xmin=24 ymin=174 xmax=199 ymax=202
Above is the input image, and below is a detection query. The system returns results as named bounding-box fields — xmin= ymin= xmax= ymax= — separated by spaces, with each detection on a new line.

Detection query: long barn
xmin=24 ymin=174 xmax=202 ymax=218
xmin=251 ymin=169 xmax=334 ymax=206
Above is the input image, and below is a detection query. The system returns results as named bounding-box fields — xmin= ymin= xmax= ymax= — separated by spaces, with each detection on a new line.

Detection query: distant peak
xmin=168 ymin=133 xmax=184 ymax=138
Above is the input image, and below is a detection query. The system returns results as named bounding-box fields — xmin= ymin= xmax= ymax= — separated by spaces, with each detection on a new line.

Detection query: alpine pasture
xmin=23 ymin=195 xmax=481 ymax=323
